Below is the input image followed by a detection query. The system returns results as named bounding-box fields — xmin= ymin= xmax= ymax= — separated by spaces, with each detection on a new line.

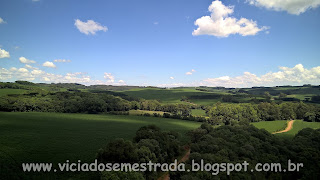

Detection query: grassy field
xmin=251 ymin=120 xmax=288 ymax=133
xmin=129 ymin=109 xmax=166 ymax=116
xmin=252 ymin=120 xmax=320 ymax=137
xmin=0 ymin=112 xmax=201 ymax=179
xmin=190 ymin=109 xmax=207 ymax=116
xmin=280 ymin=120 xmax=320 ymax=136
xmin=189 ymin=99 xmax=220 ymax=106
xmin=121 ymin=88 xmax=228 ymax=104
xmin=0 ymin=89 xmax=27 ymax=96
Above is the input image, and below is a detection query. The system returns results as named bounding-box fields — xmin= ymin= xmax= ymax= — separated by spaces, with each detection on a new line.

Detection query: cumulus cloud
xmin=53 ymin=59 xmax=71 ymax=63
xmin=202 ymin=64 xmax=320 ymax=87
xmin=18 ymin=68 xmax=29 ymax=73
xmin=170 ymin=77 xmax=174 ymax=79
xmin=19 ymin=57 xmax=36 ymax=64
xmin=31 ymin=69 xmax=44 ymax=75
xmin=193 ymin=0 xmax=268 ymax=37
xmin=42 ymin=61 xmax=56 ymax=68
xmin=25 ymin=64 xmax=39 ymax=70
xmin=104 ymin=72 xmax=115 ymax=83
xmin=0 ymin=66 xmax=126 ymax=86
xmin=0 ymin=67 xmax=102 ymax=84
xmin=0 ymin=17 xmax=6 ymax=24
xmin=158 ymin=64 xmax=320 ymax=88
xmin=74 ymin=19 xmax=108 ymax=35
xmin=247 ymin=0 xmax=320 ymax=15
xmin=0 ymin=48 xmax=10 ymax=58
xmin=186 ymin=69 xmax=196 ymax=75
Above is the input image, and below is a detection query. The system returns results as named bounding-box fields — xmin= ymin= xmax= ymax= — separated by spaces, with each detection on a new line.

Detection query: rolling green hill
xmin=0 ymin=112 xmax=200 ymax=179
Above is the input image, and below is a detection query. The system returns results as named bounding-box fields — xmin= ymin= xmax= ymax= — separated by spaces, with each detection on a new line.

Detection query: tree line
xmin=207 ymin=102 xmax=320 ymax=125
xmin=0 ymin=91 xmax=194 ymax=115
xmin=1 ymin=90 xmax=319 ymax=124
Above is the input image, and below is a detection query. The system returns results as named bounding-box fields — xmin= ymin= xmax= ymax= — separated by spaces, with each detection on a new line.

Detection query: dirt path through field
xmin=272 ymin=120 xmax=295 ymax=134
xmin=157 ymin=147 xmax=191 ymax=180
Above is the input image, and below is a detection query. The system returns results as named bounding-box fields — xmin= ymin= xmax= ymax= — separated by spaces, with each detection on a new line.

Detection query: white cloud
xmin=31 ymin=69 xmax=44 ymax=75
xmin=0 ymin=68 xmax=12 ymax=80
xmin=170 ymin=77 xmax=174 ymax=79
xmin=43 ymin=77 xmax=50 ymax=81
xmin=0 ymin=17 xmax=6 ymax=24
xmin=0 ymin=67 xmax=109 ymax=85
xmin=104 ymin=72 xmax=115 ymax=83
xmin=247 ymin=0 xmax=320 ymax=15
xmin=116 ymin=80 xmax=126 ymax=85
xmin=193 ymin=0 xmax=268 ymax=37
xmin=53 ymin=59 xmax=71 ymax=63
xmin=10 ymin=67 xmax=17 ymax=71
xmin=74 ymin=19 xmax=108 ymax=35
xmin=25 ymin=64 xmax=39 ymax=70
xmin=18 ymin=68 xmax=29 ymax=73
xmin=202 ymin=64 xmax=320 ymax=87
xmin=0 ymin=48 xmax=10 ymax=58
xmin=158 ymin=64 xmax=320 ymax=88
xmin=42 ymin=61 xmax=56 ymax=68
xmin=19 ymin=57 xmax=36 ymax=64
xmin=186 ymin=69 xmax=196 ymax=75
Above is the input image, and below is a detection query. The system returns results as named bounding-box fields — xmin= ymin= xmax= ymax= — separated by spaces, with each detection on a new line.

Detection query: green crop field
xmin=0 ymin=112 xmax=201 ymax=179
xmin=121 ymin=87 xmax=228 ymax=104
xmin=251 ymin=120 xmax=288 ymax=133
xmin=0 ymin=89 xmax=27 ymax=96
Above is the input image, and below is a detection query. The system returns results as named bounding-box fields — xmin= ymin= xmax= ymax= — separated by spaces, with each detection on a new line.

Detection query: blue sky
xmin=0 ymin=0 xmax=320 ymax=87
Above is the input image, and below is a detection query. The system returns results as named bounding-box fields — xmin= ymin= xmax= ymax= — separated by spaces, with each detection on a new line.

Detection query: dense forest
xmin=95 ymin=124 xmax=320 ymax=180
xmin=97 ymin=125 xmax=182 ymax=180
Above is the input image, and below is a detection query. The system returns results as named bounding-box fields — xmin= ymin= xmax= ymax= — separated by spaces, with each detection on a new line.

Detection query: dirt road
xmin=157 ymin=147 xmax=190 ymax=180
xmin=272 ymin=120 xmax=295 ymax=134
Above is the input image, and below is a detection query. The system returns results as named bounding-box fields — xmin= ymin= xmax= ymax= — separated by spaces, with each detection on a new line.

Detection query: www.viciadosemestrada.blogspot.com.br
xmin=22 ymin=159 xmax=303 ymax=175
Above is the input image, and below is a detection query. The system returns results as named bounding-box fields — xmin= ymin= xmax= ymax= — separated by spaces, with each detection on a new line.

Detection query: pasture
xmin=280 ymin=120 xmax=320 ymax=136
xmin=190 ymin=109 xmax=207 ymax=116
xmin=251 ymin=120 xmax=288 ymax=133
xmin=252 ymin=120 xmax=320 ymax=136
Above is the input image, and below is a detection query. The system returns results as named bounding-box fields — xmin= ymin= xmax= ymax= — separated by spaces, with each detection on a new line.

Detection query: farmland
xmin=0 ymin=89 xmax=27 ymax=97
xmin=1 ymin=82 xmax=320 ymax=179
xmin=0 ymin=112 xmax=201 ymax=179
xmin=281 ymin=120 xmax=320 ymax=136
xmin=251 ymin=120 xmax=288 ymax=133
xmin=252 ymin=120 xmax=320 ymax=136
